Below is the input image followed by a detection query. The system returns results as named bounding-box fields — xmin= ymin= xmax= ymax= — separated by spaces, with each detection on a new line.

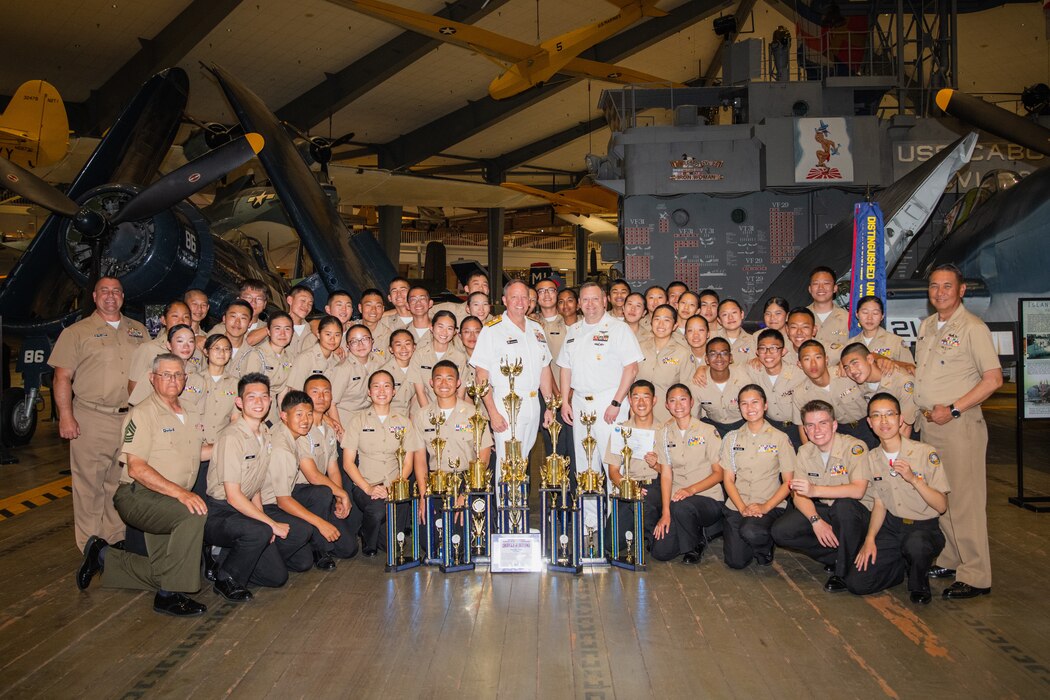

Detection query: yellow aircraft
xmin=327 ymin=0 xmax=684 ymax=99
xmin=0 ymin=80 xmax=69 ymax=169
xmin=501 ymin=180 xmax=619 ymax=240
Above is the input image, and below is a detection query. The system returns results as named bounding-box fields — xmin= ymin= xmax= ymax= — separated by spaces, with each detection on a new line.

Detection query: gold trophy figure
xmin=465 ymin=382 xmax=492 ymax=492
xmin=578 ymin=412 xmax=606 ymax=494
xmin=427 ymin=411 xmax=449 ymax=496
xmin=540 ymin=395 xmax=571 ymax=489
xmin=388 ymin=426 xmax=411 ymax=502
xmin=497 ymin=357 xmax=528 ymax=533
xmin=471 ymin=499 xmax=487 ymax=554
xmin=617 ymin=427 xmax=641 ymax=501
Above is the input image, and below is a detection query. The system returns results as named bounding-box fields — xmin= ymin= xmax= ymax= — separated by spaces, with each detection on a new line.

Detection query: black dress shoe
xmin=824 ymin=575 xmax=847 ymax=593
xmin=755 ymin=554 xmax=774 ymax=567
xmin=202 ymin=546 xmax=219 ymax=582
xmin=682 ymin=545 xmax=705 ymax=565
xmin=910 ymin=590 xmax=933 ymax=605
xmin=928 ymin=565 xmax=956 ymax=579
xmin=942 ymin=581 xmax=991 ymax=599
xmin=213 ymin=578 xmax=253 ymax=602
xmin=362 ymin=548 xmax=378 ymax=558
xmin=314 ymin=551 xmax=337 ymax=571
xmin=153 ymin=592 xmax=208 ymax=617
xmin=77 ymin=536 xmax=108 ymax=591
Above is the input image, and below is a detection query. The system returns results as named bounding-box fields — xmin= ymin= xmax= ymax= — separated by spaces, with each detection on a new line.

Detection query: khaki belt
xmin=74 ymin=398 xmax=129 ymax=415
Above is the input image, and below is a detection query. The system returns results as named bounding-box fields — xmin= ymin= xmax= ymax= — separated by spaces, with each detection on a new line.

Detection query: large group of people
xmin=59 ymin=262 xmax=1002 ymax=616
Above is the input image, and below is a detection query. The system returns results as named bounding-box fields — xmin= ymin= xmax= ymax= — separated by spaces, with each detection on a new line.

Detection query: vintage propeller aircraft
xmin=326 ymin=0 xmax=684 ymax=99
xmin=0 ymin=80 xmax=69 ymax=170
xmin=0 ymin=65 xmax=399 ymax=446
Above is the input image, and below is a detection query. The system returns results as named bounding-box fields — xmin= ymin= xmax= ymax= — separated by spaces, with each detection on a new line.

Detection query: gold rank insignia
xmin=485 ymin=315 xmax=502 ymax=327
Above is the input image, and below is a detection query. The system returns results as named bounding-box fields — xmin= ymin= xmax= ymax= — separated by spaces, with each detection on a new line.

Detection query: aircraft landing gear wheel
xmin=2 ymin=387 xmax=37 ymax=447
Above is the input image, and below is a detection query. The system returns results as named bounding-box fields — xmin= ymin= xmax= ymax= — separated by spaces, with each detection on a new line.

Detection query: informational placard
xmin=490 ymin=533 xmax=543 ymax=572
xmin=1020 ymin=298 xmax=1050 ymax=420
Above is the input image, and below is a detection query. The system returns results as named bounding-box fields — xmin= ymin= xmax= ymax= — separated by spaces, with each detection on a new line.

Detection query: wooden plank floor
xmin=2 ymin=386 xmax=1050 ymax=699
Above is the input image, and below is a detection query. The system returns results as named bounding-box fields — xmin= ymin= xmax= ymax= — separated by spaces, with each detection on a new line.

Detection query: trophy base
xmin=581 ymin=556 xmax=610 ymax=567
xmin=610 ymin=557 xmax=646 ymax=572
xmin=470 ymin=555 xmax=491 ymax=565
xmin=547 ymin=561 xmax=583 ymax=574
xmin=385 ymin=558 xmax=422 ymax=573
xmin=440 ymin=561 xmax=476 ymax=573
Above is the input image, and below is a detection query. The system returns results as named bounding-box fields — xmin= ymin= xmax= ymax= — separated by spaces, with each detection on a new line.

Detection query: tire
xmin=2 ymin=387 xmax=37 ymax=447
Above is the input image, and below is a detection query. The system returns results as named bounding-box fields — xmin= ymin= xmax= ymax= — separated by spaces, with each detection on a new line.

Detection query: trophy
xmin=424 ymin=411 xmax=449 ymax=565
xmin=439 ymin=465 xmax=474 ymax=573
xmin=610 ymin=426 xmax=646 ymax=571
xmin=464 ymin=381 xmax=494 ymax=562
xmin=575 ymin=411 xmax=608 ymax=566
xmin=540 ymin=395 xmax=581 ymax=573
xmin=386 ymin=425 xmax=422 ymax=572
xmin=496 ymin=358 xmax=529 ymax=534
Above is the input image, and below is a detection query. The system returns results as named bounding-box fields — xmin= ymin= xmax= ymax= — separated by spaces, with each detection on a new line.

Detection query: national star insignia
xmin=439 ymin=26 xmax=456 ymax=35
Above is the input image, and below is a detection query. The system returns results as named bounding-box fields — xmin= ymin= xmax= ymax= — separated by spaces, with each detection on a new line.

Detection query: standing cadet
xmin=127 ymin=301 xmax=196 ymax=402
xmin=381 ymin=276 xmax=412 ymax=325
xmin=257 ymin=312 xmax=295 ymax=423
xmin=49 ymin=276 xmax=148 ymax=550
xmin=622 ymin=292 xmax=650 ymax=344
xmin=793 ymin=339 xmax=869 ymax=445
xmin=76 ymin=354 xmax=211 ymax=617
xmin=129 ymin=324 xmax=200 ymax=407
xmin=409 ymin=311 xmax=468 ymax=410
xmin=471 ymin=280 xmax=555 ymax=481
xmin=212 ymin=300 xmax=264 ymax=378
xmin=184 ymin=288 xmax=210 ymax=338
xmin=330 ymin=324 xmax=381 ymax=429
xmin=746 ymin=329 xmax=807 ymax=447
xmin=301 ymin=375 xmax=362 ymax=558
xmin=358 ymin=288 xmax=391 ymax=364
xmin=341 ymin=370 xmax=422 ymax=556
xmin=406 ymin=286 xmax=435 ymax=341
xmin=653 ymin=384 xmax=724 ymax=563
xmin=204 ymin=374 xmax=312 ymax=600
xmin=558 ymin=283 xmax=644 ymax=504
xmin=914 ymin=263 xmax=1002 ymax=599
xmin=772 ymin=399 xmax=871 ymax=593
xmin=691 ymin=337 xmax=751 ymax=436
xmin=720 ymin=385 xmax=797 ymax=569
xmin=608 ymin=279 xmax=631 ymax=319
xmin=285 ymin=315 xmax=344 ymax=399
xmin=192 ymin=334 xmax=239 ymax=498
xmin=697 ymin=289 xmax=723 ymax=337
xmin=807 ymin=267 xmax=849 ymax=366
xmin=557 ymin=287 xmax=579 ymax=326
xmin=714 ymin=299 xmax=756 ymax=366
xmin=637 ymin=304 xmax=691 ymax=423
xmin=432 ymin=271 xmax=489 ymax=324
xmin=849 ymin=393 xmax=949 ymax=604
xmin=284 ymin=284 xmax=319 ymax=357
xmin=847 ymin=296 xmax=915 ymax=367
xmin=380 ymin=328 xmax=418 ymax=417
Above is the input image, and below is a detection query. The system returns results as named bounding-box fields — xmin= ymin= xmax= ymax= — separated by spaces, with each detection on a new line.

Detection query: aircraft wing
xmin=561 ymin=57 xmax=685 ymax=88
xmin=327 ymin=164 xmax=548 ymax=208
xmin=501 ymin=182 xmax=609 ymax=215
xmin=326 ymin=0 xmax=537 ymax=62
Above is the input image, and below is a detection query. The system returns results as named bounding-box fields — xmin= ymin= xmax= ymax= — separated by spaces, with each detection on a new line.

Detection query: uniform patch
xmin=534 ymin=331 xmax=547 ymax=344
xmin=875 ymin=347 xmax=891 ymax=357
xmin=929 ymin=452 xmax=941 ymax=466
xmin=162 ymin=427 xmax=176 ymax=433
xmin=739 ymin=345 xmax=752 ymax=354
xmin=94 ymin=333 xmax=108 ymax=338
xmin=592 ymin=333 xmax=609 ymax=343
xmin=829 ymin=464 xmax=847 ymax=476
xmin=128 ymin=329 xmax=144 ymax=339
xmin=940 ymin=333 xmax=960 ymax=348
xmin=830 ymin=342 xmax=842 ymax=350
xmin=506 ymin=338 xmax=518 ymax=345
xmin=123 ymin=420 xmax=136 ymax=443
xmin=850 ymin=445 xmax=864 ymax=456
xmin=903 ymin=381 xmax=914 ymax=394
xmin=686 ymin=436 xmax=704 ymax=446
xmin=758 ymin=444 xmax=778 ymax=453
xmin=661 ymin=356 xmax=680 ymax=365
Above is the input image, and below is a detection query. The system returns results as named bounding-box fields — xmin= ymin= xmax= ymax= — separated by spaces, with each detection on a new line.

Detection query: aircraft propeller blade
xmin=111 ymin=133 xmax=264 ymax=225
xmin=0 ymin=156 xmax=79 ymax=217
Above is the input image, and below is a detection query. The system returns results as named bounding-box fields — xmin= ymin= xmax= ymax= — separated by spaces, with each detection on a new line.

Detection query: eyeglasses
xmin=706 ymin=351 xmax=731 ymax=358
xmin=347 ymin=337 xmax=372 ymax=345
xmin=537 ymin=288 xmax=557 ymax=294
xmin=154 ymin=372 xmax=186 ymax=381
xmin=756 ymin=346 xmax=783 ymax=354
xmin=868 ymin=411 xmax=900 ymax=419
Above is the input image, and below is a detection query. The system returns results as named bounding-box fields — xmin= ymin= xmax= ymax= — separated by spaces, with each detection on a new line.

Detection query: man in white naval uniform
xmin=558 ymin=282 xmax=644 ymax=527
xmin=470 ymin=280 xmax=555 ymax=482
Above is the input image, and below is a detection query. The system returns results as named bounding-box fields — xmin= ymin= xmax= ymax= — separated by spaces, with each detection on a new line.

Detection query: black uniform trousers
xmin=650 ymin=494 xmax=724 ymax=561
xmin=702 ymin=417 xmax=746 ymax=438
xmin=846 ymin=512 xmax=945 ymax=595
xmin=290 ymin=483 xmax=363 ymax=559
xmin=722 ymin=504 xmax=787 ymax=569
xmin=203 ymin=497 xmax=312 ymax=588
xmin=351 ymin=483 xmax=413 ymax=553
xmin=192 ymin=460 xmax=210 ymax=499
xmin=771 ymin=499 xmax=869 ymax=576
xmin=836 ymin=421 xmax=879 ymax=449
xmin=606 ymin=478 xmax=663 ymax=556
xmin=769 ymin=419 xmax=804 ymax=450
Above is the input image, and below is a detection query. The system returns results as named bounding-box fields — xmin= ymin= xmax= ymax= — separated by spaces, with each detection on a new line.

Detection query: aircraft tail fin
xmin=0 ymin=80 xmax=69 ymax=168
xmin=605 ymin=0 xmax=668 ymax=17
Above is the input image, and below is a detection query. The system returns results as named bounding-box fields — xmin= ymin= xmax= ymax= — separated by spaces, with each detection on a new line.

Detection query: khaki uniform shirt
xmin=408 ymin=341 xmax=469 ymax=408
xmin=811 ymin=305 xmax=850 ymax=365
xmin=676 ymin=352 xmax=706 ymax=387
xmin=848 ymin=326 xmax=914 ymax=365
xmin=341 ymin=409 xmax=421 ymax=486
xmin=127 ymin=335 xmax=204 ymax=406
xmin=792 ymin=376 xmax=868 ymax=424
xmin=747 ymin=363 xmax=806 ymax=424
xmin=604 ymin=418 xmax=660 ymax=482
xmin=431 ymin=300 xmax=468 ymax=325
xmin=48 ymin=312 xmax=147 ymax=409
xmin=119 ymin=393 xmax=204 ymax=490
xmin=539 ymin=315 xmax=568 ymax=372
xmin=638 ymin=338 xmax=692 ymax=422
xmin=296 ymin=423 xmax=339 ymax=482
xmin=718 ymin=330 xmax=757 ymax=367
xmin=913 ymin=305 xmax=1000 ymax=411
xmin=412 ymin=399 xmax=492 ymax=473
xmin=796 ymin=434 xmax=873 ymax=509
xmin=363 ymin=322 xmax=390 ymax=365
xmin=197 ymin=373 xmax=239 ymax=444
xmin=658 ymin=417 xmax=723 ymax=499
xmin=288 ymin=324 xmax=319 ymax=357
xmin=867 ymin=438 xmax=950 ymax=520
xmin=226 ymin=343 xmax=264 ymax=379
xmin=379 ymin=360 xmax=416 ymax=417
xmin=694 ymin=367 xmax=751 ymax=424
xmin=719 ymin=421 xmax=797 ymax=511
xmin=208 ymin=420 xmax=272 ymax=501
xmin=285 ymin=346 xmax=342 ymax=395
xmin=261 ymin=422 xmax=302 ymax=506
xmin=331 ymin=354 xmax=381 ymax=426
xmin=257 ymin=342 xmax=295 ymax=397
xmin=861 ymin=370 xmax=918 ymax=425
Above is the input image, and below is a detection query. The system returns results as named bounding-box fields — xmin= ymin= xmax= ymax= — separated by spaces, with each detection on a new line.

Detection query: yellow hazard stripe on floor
xmin=0 ymin=476 xmax=73 ymax=521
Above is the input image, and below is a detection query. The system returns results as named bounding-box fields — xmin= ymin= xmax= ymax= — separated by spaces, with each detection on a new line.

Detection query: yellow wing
xmin=326 ymin=0 xmax=538 ymax=62
xmin=501 ymin=183 xmax=610 ymax=216
xmin=561 ymin=57 xmax=684 ymax=88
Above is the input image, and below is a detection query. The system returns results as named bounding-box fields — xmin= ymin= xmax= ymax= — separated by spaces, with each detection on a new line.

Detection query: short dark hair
xmin=855 ymin=295 xmax=884 ymax=314
xmin=667 ymin=280 xmax=687 ymax=293
xmin=432 ymin=359 xmax=459 ymax=377
xmin=788 ymin=307 xmax=816 ymax=324
xmin=432 ymin=310 xmax=457 ymax=328
xmin=685 ymin=315 xmax=709 ymax=330
xmin=666 ymin=382 xmax=692 ymax=400
xmin=738 ymin=383 xmax=767 ymax=403
xmin=698 ymin=289 xmax=720 ymax=302
xmin=281 ymin=390 xmax=312 ymax=413
xmin=237 ymin=372 xmax=270 ymax=397
xmin=166 ymin=324 xmax=194 ymax=344
xmin=840 ymin=342 xmax=870 ymax=362
xmin=763 ymin=296 xmax=791 ymax=314
xmin=706 ymin=337 xmax=731 ymax=352
xmin=288 ymin=284 xmax=313 ymax=299
xmin=717 ymin=298 xmax=743 ymax=313
xmin=653 ymin=303 xmax=678 ymax=322
xmin=610 ymin=279 xmax=631 ymax=292
xmin=316 ymin=314 xmax=343 ymax=335
xmin=389 ymin=328 xmax=414 ymax=346
xmin=629 ymin=379 xmax=655 ymax=395
xmin=756 ymin=328 xmax=785 ymax=346
xmin=267 ymin=311 xmax=292 ymax=328
xmin=868 ymin=391 xmax=901 ymax=414
xmin=801 ymin=399 xmax=835 ymax=421
xmin=368 ymin=369 xmax=394 ymax=387
xmin=303 ymin=374 xmax=331 ymax=391
xmin=930 ymin=262 xmax=964 ymax=285
xmin=358 ymin=288 xmax=384 ymax=302
xmin=224 ymin=299 xmax=253 ymax=317
xmin=328 ymin=289 xmax=354 ymax=304
xmin=798 ymin=339 xmax=826 ymax=356
xmin=240 ymin=278 xmax=268 ymax=294
xmin=809 ymin=266 xmax=837 ymax=281
xmin=204 ymin=333 xmax=230 ymax=352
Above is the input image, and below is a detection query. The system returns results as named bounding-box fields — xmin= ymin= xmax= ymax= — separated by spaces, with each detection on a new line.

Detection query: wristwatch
xmin=809 ymin=515 xmax=820 ymax=524
xmin=610 ymin=399 xmax=621 ymax=408
xmin=949 ymin=404 xmax=962 ymax=419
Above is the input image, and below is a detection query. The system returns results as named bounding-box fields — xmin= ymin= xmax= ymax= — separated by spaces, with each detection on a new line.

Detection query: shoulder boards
xmin=486 ymin=315 xmax=502 ymax=327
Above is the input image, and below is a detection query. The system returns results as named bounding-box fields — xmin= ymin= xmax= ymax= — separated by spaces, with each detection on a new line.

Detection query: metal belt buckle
xmin=902 ymin=518 xmax=914 ymax=525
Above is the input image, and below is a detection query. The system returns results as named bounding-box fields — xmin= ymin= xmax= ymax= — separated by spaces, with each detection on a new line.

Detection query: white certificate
xmin=612 ymin=425 xmax=655 ymax=456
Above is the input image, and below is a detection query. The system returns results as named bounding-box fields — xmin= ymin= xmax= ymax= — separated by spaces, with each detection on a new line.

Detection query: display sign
xmin=1020 ymin=298 xmax=1050 ymax=420
xmin=490 ymin=533 xmax=543 ymax=572
xmin=847 ymin=201 xmax=887 ymax=337
xmin=794 ymin=117 xmax=854 ymax=182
